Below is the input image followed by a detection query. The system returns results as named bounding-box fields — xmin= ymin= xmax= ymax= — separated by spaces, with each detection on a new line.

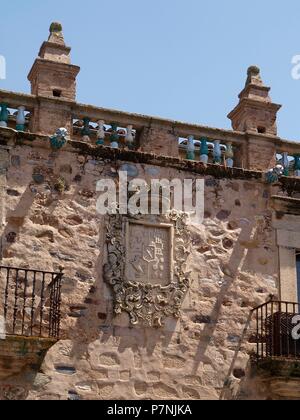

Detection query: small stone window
xmin=257 ymin=126 xmax=266 ymax=134
xmin=53 ymin=89 xmax=62 ymax=98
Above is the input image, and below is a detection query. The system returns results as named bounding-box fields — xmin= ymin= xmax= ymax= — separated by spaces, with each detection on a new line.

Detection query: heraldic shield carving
xmin=104 ymin=210 xmax=191 ymax=327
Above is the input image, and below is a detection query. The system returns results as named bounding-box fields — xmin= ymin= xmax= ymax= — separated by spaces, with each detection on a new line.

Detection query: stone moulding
xmin=104 ymin=210 xmax=191 ymax=327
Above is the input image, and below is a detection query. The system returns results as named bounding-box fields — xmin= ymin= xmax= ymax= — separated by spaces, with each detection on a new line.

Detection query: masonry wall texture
xmin=1 ymin=22 xmax=300 ymax=401
xmin=0 ymin=137 xmax=281 ymax=400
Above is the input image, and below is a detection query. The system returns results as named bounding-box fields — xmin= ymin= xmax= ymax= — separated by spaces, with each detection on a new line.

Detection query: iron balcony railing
xmin=0 ymin=266 xmax=63 ymax=339
xmin=252 ymin=300 xmax=300 ymax=361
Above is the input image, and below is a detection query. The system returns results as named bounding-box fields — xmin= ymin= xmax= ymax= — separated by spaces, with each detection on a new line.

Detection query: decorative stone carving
xmin=104 ymin=210 xmax=191 ymax=327
xmin=265 ymin=164 xmax=284 ymax=184
xmin=49 ymin=128 xmax=68 ymax=150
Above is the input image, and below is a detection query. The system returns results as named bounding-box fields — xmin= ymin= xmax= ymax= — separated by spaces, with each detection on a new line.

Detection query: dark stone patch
xmin=60 ymin=164 xmax=72 ymax=174
xmin=263 ymin=190 xmax=269 ymax=199
xmin=68 ymin=391 xmax=81 ymax=401
xmin=55 ymin=366 xmax=76 ymax=375
xmin=74 ymin=175 xmax=82 ymax=183
xmin=255 ymin=288 xmax=267 ymax=294
xmin=233 ymin=368 xmax=246 ymax=379
xmin=216 ymin=210 xmax=231 ymax=221
xmin=197 ymin=245 xmax=210 ymax=254
xmin=6 ymin=232 xmax=17 ymax=243
xmin=205 ymin=178 xmax=219 ymax=187
xmin=79 ymin=189 xmax=95 ymax=199
xmin=76 ymin=272 xmax=92 ymax=283
xmin=11 ymin=155 xmax=21 ymax=167
xmin=244 ymin=182 xmax=256 ymax=191
xmin=84 ymin=298 xmax=101 ymax=305
xmin=68 ymin=306 xmax=87 ymax=318
xmin=222 ymin=299 xmax=233 ymax=307
xmin=32 ymin=174 xmax=45 ymax=185
xmin=49 ymin=251 xmax=75 ymax=262
xmin=204 ymin=211 xmax=211 ymax=219
xmin=65 ymin=215 xmax=83 ymax=226
xmin=227 ymin=335 xmax=240 ymax=343
xmin=61 ymin=277 xmax=77 ymax=292
xmin=193 ymin=315 xmax=212 ymax=324
xmin=227 ymin=221 xmax=239 ymax=230
xmin=223 ymin=238 xmax=234 ymax=250
xmin=226 ymin=182 xmax=240 ymax=192
xmin=7 ymin=189 xmax=21 ymax=197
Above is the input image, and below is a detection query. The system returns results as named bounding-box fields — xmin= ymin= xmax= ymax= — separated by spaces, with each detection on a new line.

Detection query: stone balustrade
xmin=277 ymin=140 xmax=300 ymax=177
xmin=0 ymin=103 xmax=31 ymax=132
xmin=72 ymin=118 xmax=137 ymax=150
xmin=0 ymin=90 xmax=35 ymax=132
xmin=179 ymin=136 xmax=235 ymax=167
xmin=2 ymin=89 xmax=300 ymax=175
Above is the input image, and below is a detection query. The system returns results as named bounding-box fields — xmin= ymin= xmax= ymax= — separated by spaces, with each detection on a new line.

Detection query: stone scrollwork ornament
xmin=104 ymin=210 xmax=191 ymax=327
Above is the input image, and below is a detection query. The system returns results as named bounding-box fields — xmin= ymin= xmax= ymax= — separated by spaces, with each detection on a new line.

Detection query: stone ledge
xmin=272 ymin=195 xmax=300 ymax=215
xmin=254 ymin=358 xmax=300 ymax=378
xmin=0 ymin=336 xmax=57 ymax=380
xmin=2 ymin=126 xmax=300 ymax=191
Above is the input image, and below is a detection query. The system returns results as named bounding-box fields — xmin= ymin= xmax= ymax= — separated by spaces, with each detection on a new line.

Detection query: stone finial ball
xmin=50 ymin=22 xmax=63 ymax=33
xmin=247 ymin=65 xmax=260 ymax=76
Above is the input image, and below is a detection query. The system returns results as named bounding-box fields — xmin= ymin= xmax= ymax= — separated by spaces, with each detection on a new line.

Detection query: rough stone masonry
xmin=0 ymin=22 xmax=299 ymax=400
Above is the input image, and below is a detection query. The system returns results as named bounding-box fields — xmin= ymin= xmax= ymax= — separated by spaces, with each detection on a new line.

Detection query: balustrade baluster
xmin=282 ymin=152 xmax=290 ymax=176
xmin=294 ymin=154 xmax=300 ymax=177
xmin=96 ymin=120 xmax=105 ymax=145
xmin=0 ymin=103 xmax=9 ymax=127
xmin=225 ymin=142 xmax=234 ymax=168
xmin=110 ymin=123 xmax=119 ymax=149
xmin=200 ymin=138 xmax=209 ymax=164
xmin=82 ymin=117 xmax=91 ymax=142
xmin=186 ymin=135 xmax=195 ymax=160
xmin=125 ymin=125 xmax=134 ymax=149
xmin=16 ymin=106 xmax=26 ymax=131
xmin=213 ymin=140 xmax=222 ymax=165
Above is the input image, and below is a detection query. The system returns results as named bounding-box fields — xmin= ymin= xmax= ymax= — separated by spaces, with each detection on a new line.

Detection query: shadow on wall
xmin=66 ymin=219 xmax=260 ymax=377
xmin=0 ymin=186 xmax=36 ymax=259
xmin=192 ymin=221 xmax=256 ymax=372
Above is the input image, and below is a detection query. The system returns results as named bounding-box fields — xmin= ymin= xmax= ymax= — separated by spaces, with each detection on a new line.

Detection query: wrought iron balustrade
xmin=252 ymin=300 xmax=300 ymax=361
xmin=0 ymin=266 xmax=63 ymax=339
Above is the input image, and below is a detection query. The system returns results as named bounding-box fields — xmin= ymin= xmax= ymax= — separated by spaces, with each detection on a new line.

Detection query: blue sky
xmin=1 ymin=0 xmax=300 ymax=140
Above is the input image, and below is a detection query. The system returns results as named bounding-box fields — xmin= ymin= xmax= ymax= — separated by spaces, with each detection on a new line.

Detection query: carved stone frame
xmin=104 ymin=211 xmax=191 ymax=327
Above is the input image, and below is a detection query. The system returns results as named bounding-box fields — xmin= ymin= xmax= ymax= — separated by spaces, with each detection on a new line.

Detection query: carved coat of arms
xmin=104 ymin=210 xmax=191 ymax=327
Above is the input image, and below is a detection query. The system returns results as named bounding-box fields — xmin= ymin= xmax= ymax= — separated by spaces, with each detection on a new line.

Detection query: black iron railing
xmin=252 ymin=300 xmax=300 ymax=361
xmin=0 ymin=266 xmax=63 ymax=339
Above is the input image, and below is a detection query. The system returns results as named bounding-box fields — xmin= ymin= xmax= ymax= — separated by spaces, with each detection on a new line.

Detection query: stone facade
xmin=0 ymin=23 xmax=300 ymax=400
xmin=0 ymin=135 xmax=282 ymax=400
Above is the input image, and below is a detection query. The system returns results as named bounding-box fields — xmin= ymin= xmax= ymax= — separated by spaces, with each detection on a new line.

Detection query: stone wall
xmin=0 ymin=140 xmax=280 ymax=400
